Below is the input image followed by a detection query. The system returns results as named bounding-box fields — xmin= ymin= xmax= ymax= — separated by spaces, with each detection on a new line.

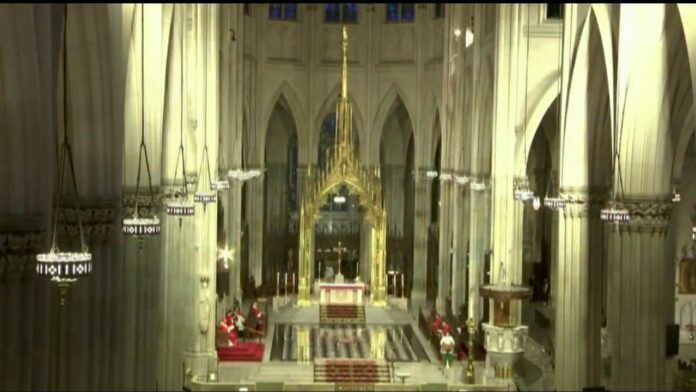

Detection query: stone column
xmin=468 ymin=182 xmax=490 ymax=323
xmin=436 ymin=180 xmax=452 ymax=314
xmin=489 ymin=3 xmax=524 ymax=322
xmin=247 ymin=177 xmax=264 ymax=285
xmin=183 ymin=3 xmax=220 ymax=383
xmin=554 ymin=193 xmax=603 ymax=390
xmin=607 ymin=201 xmax=671 ymax=391
xmin=451 ymin=184 xmax=470 ymax=317
xmin=411 ymin=171 xmax=432 ymax=313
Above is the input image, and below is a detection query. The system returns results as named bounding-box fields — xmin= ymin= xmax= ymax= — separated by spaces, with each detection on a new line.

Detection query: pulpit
xmin=319 ymin=282 xmax=365 ymax=305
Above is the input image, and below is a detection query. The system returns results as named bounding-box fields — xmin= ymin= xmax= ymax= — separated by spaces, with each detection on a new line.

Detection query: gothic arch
xmin=517 ymin=74 xmax=561 ymax=172
xmin=560 ymin=9 xmax=613 ymax=190
xmin=371 ymin=84 xmax=416 ymax=164
xmin=261 ymin=81 xmax=305 ymax=151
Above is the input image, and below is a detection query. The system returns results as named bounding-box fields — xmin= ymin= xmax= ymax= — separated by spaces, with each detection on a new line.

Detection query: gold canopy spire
xmin=341 ymin=26 xmax=348 ymax=100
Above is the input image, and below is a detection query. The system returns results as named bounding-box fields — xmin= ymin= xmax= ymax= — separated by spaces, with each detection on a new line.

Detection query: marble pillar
xmin=411 ymin=173 xmax=432 ymax=312
xmin=451 ymin=185 xmax=470 ymax=317
xmin=468 ymin=184 xmax=490 ymax=323
xmin=247 ymin=177 xmax=264 ymax=286
xmin=554 ymin=193 xmax=603 ymax=390
xmin=607 ymin=201 xmax=671 ymax=391
xmin=436 ymin=180 xmax=454 ymax=314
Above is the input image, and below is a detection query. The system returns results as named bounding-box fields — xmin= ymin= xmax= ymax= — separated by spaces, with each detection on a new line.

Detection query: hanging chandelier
xmin=515 ymin=5 xmax=536 ymax=204
xmin=544 ymin=16 xmax=565 ymax=211
xmin=194 ymin=32 xmax=217 ymax=209
xmin=167 ymin=5 xmax=194 ymax=217
xmin=228 ymin=167 xmax=262 ymax=182
xmin=123 ymin=4 xmax=161 ymax=236
xmin=513 ymin=177 xmax=534 ymax=201
xmin=36 ymin=4 xmax=92 ymax=285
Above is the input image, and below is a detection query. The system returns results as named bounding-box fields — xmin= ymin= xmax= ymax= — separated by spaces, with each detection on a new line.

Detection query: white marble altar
xmin=319 ymin=282 xmax=365 ymax=305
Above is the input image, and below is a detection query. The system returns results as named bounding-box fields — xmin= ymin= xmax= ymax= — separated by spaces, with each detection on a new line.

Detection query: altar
xmin=319 ymin=282 xmax=365 ymax=305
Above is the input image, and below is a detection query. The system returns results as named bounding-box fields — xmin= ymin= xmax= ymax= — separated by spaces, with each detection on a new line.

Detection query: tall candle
xmin=292 ymin=273 xmax=296 ymax=293
xmin=401 ymin=274 xmax=404 ymax=298
xmin=285 ymin=273 xmax=288 ymax=297
xmin=277 ymin=272 xmax=280 ymax=296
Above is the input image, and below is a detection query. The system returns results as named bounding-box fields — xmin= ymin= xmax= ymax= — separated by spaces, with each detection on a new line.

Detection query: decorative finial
xmin=341 ymin=26 xmax=349 ymax=100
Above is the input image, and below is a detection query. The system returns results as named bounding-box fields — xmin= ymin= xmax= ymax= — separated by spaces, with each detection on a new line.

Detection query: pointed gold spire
xmin=341 ymin=26 xmax=349 ymax=100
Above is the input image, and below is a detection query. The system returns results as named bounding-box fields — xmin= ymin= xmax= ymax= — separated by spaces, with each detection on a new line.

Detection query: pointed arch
xmin=516 ymin=74 xmax=560 ymax=170
xmin=261 ymin=81 xmax=305 ymax=149
xmin=371 ymin=83 xmax=416 ymax=163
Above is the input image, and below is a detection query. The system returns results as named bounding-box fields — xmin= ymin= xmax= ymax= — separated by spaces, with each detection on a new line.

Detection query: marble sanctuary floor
xmin=218 ymin=298 xmax=553 ymax=390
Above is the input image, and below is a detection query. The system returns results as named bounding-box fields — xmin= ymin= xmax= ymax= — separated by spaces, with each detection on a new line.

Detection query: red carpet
xmin=217 ymin=342 xmax=264 ymax=362
xmin=320 ymin=305 xmax=365 ymax=324
xmin=314 ymin=359 xmax=390 ymax=383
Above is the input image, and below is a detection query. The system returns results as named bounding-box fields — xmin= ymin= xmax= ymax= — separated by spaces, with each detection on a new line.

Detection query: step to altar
xmin=217 ymin=342 xmax=264 ymax=362
xmin=320 ymin=304 xmax=365 ymax=324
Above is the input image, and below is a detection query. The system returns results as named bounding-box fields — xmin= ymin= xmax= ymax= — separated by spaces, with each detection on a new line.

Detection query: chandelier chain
xmin=50 ymin=3 xmax=88 ymax=253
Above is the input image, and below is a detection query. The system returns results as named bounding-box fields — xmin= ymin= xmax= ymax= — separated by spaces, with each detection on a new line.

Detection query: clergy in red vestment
xmin=219 ymin=311 xmax=238 ymax=347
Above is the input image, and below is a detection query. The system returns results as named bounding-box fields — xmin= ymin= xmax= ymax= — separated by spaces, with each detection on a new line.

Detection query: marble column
xmin=554 ymin=193 xmax=603 ymax=390
xmin=247 ymin=177 xmax=264 ymax=286
xmin=219 ymin=4 xmax=244 ymax=303
xmin=607 ymin=201 xmax=671 ymax=391
xmin=411 ymin=172 xmax=432 ymax=312
xmin=451 ymin=184 xmax=470 ymax=317
xmin=489 ymin=4 xmax=524 ymax=323
xmin=468 ymin=183 xmax=490 ymax=323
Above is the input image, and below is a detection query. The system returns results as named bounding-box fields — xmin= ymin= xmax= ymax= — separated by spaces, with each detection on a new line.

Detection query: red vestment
xmin=219 ymin=314 xmax=237 ymax=346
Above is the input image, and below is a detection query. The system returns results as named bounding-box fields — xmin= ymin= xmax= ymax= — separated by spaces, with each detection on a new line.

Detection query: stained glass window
xmin=434 ymin=3 xmax=444 ymax=19
xmin=269 ymin=3 xmax=297 ymax=21
xmin=325 ymin=3 xmax=358 ymax=23
xmin=386 ymin=3 xmax=414 ymax=23
xmin=547 ymin=3 xmax=563 ymax=19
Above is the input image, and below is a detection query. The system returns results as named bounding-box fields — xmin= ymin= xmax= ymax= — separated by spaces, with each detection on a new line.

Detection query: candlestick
xmin=285 ymin=273 xmax=288 ymax=297
xmin=401 ymin=273 xmax=404 ymax=298
xmin=277 ymin=272 xmax=280 ymax=297
xmin=292 ymin=273 xmax=296 ymax=294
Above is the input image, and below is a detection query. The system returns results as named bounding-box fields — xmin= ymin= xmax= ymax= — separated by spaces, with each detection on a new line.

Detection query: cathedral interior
xmin=5 ymin=3 xmax=696 ymax=392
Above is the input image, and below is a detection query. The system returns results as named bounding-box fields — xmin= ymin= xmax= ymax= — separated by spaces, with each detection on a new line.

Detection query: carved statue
xmin=198 ymin=277 xmax=211 ymax=343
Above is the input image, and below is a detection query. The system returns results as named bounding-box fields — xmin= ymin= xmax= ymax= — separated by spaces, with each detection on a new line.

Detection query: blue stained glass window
xmin=284 ymin=3 xmax=297 ymax=20
xmin=401 ymin=3 xmax=414 ymax=22
xmin=325 ymin=3 xmax=358 ymax=23
xmin=269 ymin=3 xmax=282 ymax=19
xmin=386 ymin=3 xmax=399 ymax=22
xmin=325 ymin=3 xmax=340 ymax=22
xmin=343 ymin=3 xmax=358 ymax=23
xmin=387 ymin=3 xmax=415 ymax=23
xmin=269 ymin=3 xmax=297 ymax=21
xmin=434 ymin=3 xmax=444 ymax=19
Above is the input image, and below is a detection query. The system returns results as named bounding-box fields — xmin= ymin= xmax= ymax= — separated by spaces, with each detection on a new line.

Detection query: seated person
xmin=233 ymin=305 xmax=246 ymax=339
xmin=250 ymin=302 xmax=265 ymax=333
xmin=432 ymin=313 xmax=444 ymax=337
xmin=219 ymin=311 xmax=237 ymax=347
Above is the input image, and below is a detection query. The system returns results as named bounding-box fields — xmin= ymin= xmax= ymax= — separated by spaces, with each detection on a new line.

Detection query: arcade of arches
xmin=3 ymin=3 xmax=696 ymax=392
